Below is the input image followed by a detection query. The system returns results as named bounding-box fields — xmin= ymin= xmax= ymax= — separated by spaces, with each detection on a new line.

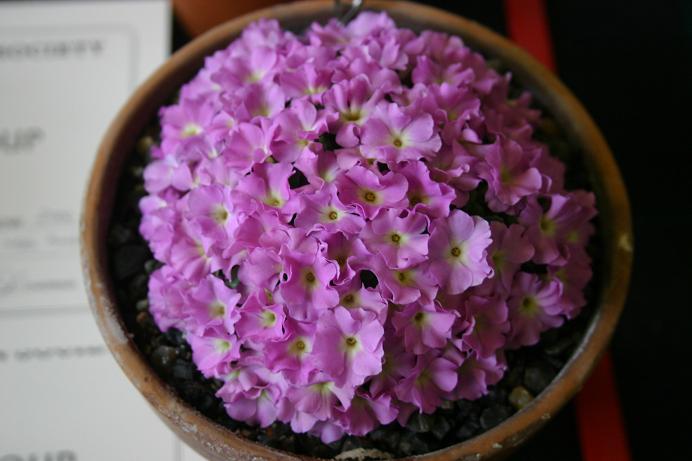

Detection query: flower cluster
xmin=141 ymin=12 xmax=596 ymax=441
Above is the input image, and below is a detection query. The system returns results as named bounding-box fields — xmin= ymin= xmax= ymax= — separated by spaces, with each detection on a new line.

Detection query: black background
xmin=170 ymin=1 xmax=691 ymax=459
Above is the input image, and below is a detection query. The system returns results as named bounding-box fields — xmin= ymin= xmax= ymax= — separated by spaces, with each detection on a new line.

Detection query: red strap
xmin=503 ymin=1 xmax=631 ymax=460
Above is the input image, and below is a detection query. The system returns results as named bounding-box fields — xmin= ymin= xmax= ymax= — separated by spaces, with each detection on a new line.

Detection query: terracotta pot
xmin=81 ymin=1 xmax=633 ymax=460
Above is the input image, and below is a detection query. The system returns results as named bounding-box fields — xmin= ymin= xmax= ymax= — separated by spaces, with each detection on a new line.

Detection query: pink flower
xmin=264 ymin=317 xmax=316 ymax=385
xmin=235 ymin=161 xmax=299 ymax=216
xmin=234 ymin=294 xmax=285 ymax=343
xmin=361 ymin=102 xmax=442 ymax=162
xmin=507 ymin=272 xmax=567 ymax=348
xmin=323 ymin=75 xmax=383 ymax=147
xmin=184 ymin=184 xmax=239 ymax=242
xmin=337 ymin=165 xmax=407 ymax=219
xmin=271 ymin=99 xmax=329 ymax=162
xmin=336 ymin=277 xmax=388 ymax=323
xmin=361 ymin=209 xmax=429 ymax=268
xmin=461 ymin=295 xmax=509 ymax=356
xmin=279 ymin=246 xmax=338 ymax=320
xmin=217 ymin=360 xmax=287 ymax=427
xmin=374 ymin=258 xmax=438 ymax=305
xmin=428 ymin=210 xmax=493 ymax=294
xmin=477 ymin=138 xmax=543 ymax=211
xmin=221 ymin=122 xmax=274 ymax=173
xmin=322 ymin=232 xmax=370 ymax=285
xmin=447 ymin=350 xmax=506 ymax=400
xmin=313 ymin=306 xmax=384 ymax=386
xmin=185 ymin=275 xmax=241 ymax=336
xmin=237 ymin=247 xmax=282 ymax=293
xmin=394 ymin=353 xmax=458 ymax=414
xmin=160 ymin=97 xmax=215 ymax=151
xmin=213 ymin=46 xmax=278 ymax=88
xmin=287 ymin=374 xmax=354 ymax=427
xmin=520 ymin=192 xmax=597 ymax=265
xmin=487 ymin=221 xmax=535 ymax=293
xmin=395 ymin=161 xmax=455 ymax=219
xmin=148 ymin=265 xmax=189 ymax=332
xmin=392 ymin=302 xmax=456 ymax=354
xmin=188 ymin=328 xmax=240 ymax=378
xmin=294 ymin=186 xmax=365 ymax=235
xmin=336 ymin=391 xmax=398 ymax=436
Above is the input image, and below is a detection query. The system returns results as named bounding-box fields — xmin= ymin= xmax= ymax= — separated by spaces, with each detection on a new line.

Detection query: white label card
xmin=0 ymin=1 xmax=204 ymax=459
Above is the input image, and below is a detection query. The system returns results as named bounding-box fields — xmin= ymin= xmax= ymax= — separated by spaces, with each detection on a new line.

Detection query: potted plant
xmin=81 ymin=1 xmax=632 ymax=460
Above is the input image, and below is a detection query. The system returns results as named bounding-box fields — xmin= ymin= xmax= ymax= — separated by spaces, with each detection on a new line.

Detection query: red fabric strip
xmin=503 ymin=1 xmax=631 ymax=460
xmin=504 ymin=0 xmax=556 ymax=71
xmin=575 ymin=353 xmax=633 ymax=461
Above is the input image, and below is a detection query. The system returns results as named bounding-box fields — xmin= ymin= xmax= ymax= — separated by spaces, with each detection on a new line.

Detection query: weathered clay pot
xmin=81 ymin=1 xmax=633 ymax=460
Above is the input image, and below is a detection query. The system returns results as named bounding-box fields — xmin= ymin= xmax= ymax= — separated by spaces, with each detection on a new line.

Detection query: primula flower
xmin=188 ymin=328 xmax=240 ymax=378
xmin=361 ymin=209 xmax=429 ymax=268
xmin=217 ymin=360 xmax=288 ymax=427
xmin=272 ymin=99 xmax=329 ymax=162
xmin=374 ymin=258 xmax=439 ymax=305
xmin=235 ymin=293 xmax=285 ymax=343
xmin=520 ymin=192 xmax=597 ymax=265
xmin=222 ymin=122 xmax=275 ymax=173
xmin=336 ymin=277 xmax=388 ymax=323
xmin=337 ymin=165 xmax=407 ymax=219
xmin=460 ymin=295 xmax=510 ymax=357
xmin=361 ymin=102 xmax=442 ymax=162
xmin=235 ymin=161 xmax=299 ymax=215
xmin=336 ymin=391 xmax=399 ymax=436
xmin=186 ymin=275 xmax=241 ymax=335
xmin=323 ymin=75 xmax=383 ymax=147
xmin=294 ymin=186 xmax=365 ymax=235
xmin=486 ymin=221 xmax=535 ymax=293
xmin=313 ymin=306 xmax=385 ymax=386
xmin=446 ymin=349 xmax=507 ymax=401
xmin=184 ymin=184 xmax=239 ymax=242
xmin=279 ymin=246 xmax=338 ymax=320
xmin=142 ymin=12 xmax=596 ymax=438
xmin=395 ymin=161 xmax=455 ymax=219
xmin=394 ymin=353 xmax=458 ymax=414
xmin=391 ymin=302 xmax=456 ymax=354
xmin=507 ymin=272 xmax=567 ymax=348
xmin=321 ymin=231 xmax=370 ymax=285
xmin=476 ymin=138 xmax=543 ymax=211
xmin=264 ymin=317 xmax=317 ymax=385
xmin=428 ymin=210 xmax=493 ymax=294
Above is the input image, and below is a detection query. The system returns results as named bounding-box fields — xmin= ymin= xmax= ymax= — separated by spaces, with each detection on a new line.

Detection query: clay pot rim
xmin=81 ymin=1 xmax=633 ymax=460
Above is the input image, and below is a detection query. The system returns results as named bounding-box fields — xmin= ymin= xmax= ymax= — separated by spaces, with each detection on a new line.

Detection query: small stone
xmin=397 ymin=434 xmax=429 ymax=456
xmin=172 ymin=360 xmax=195 ymax=380
xmin=335 ymin=448 xmax=393 ymax=460
xmin=406 ymin=412 xmax=432 ymax=433
xmin=509 ymin=386 xmax=534 ymax=410
xmin=455 ymin=419 xmax=480 ymax=440
xmin=113 ymin=244 xmax=148 ymax=280
xmin=151 ymin=345 xmax=177 ymax=372
xmin=135 ymin=299 xmax=149 ymax=312
xmin=165 ymin=328 xmax=186 ymax=346
xmin=523 ymin=365 xmax=555 ymax=394
xmin=144 ymin=259 xmax=161 ymax=274
xmin=108 ymin=224 xmax=133 ymax=246
xmin=480 ymin=405 xmax=512 ymax=430
xmin=137 ymin=135 xmax=155 ymax=156
xmin=341 ymin=437 xmax=364 ymax=452
xmin=430 ymin=415 xmax=452 ymax=440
